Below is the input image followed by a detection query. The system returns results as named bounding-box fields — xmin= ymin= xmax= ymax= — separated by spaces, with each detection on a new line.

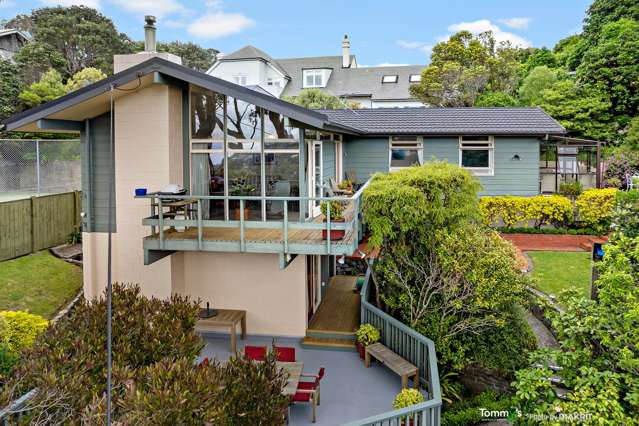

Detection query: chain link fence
xmin=0 ymin=139 xmax=81 ymax=200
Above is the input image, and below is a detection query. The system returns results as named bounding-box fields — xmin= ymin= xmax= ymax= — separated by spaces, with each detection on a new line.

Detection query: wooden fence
xmin=0 ymin=191 xmax=81 ymax=262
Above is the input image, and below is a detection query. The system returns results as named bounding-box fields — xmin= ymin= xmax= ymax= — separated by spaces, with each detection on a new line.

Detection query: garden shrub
xmin=575 ymin=188 xmax=617 ymax=232
xmin=526 ymin=195 xmax=573 ymax=228
xmin=479 ymin=195 xmax=573 ymax=229
xmin=604 ymin=148 xmax=639 ymax=188
xmin=612 ymin=190 xmax=639 ymax=238
xmin=558 ymin=181 xmax=583 ymax=199
xmin=479 ymin=196 xmax=529 ymax=228
xmin=0 ymin=311 xmax=48 ymax=353
xmin=441 ymin=391 xmax=513 ymax=426
xmin=0 ymin=343 xmax=19 ymax=381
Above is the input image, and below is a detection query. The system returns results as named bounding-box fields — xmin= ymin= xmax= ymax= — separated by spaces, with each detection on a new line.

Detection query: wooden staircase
xmin=301 ymin=275 xmax=360 ymax=352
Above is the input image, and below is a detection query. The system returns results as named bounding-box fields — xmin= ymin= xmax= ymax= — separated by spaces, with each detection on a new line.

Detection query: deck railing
xmin=346 ymin=263 xmax=442 ymax=426
xmin=0 ymin=389 xmax=37 ymax=426
xmin=136 ymin=179 xmax=371 ymax=259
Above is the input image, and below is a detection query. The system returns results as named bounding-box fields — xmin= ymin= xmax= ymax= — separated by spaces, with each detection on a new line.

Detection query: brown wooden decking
xmin=146 ymin=226 xmax=356 ymax=246
xmin=308 ymin=275 xmax=360 ymax=333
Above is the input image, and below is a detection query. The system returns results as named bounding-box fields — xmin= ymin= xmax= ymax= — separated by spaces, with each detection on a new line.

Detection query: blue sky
xmin=0 ymin=0 xmax=592 ymax=65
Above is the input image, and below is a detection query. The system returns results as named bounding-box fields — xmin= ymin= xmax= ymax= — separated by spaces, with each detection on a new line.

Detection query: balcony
xmin=137 ymin=180 xmax=370 ymax=266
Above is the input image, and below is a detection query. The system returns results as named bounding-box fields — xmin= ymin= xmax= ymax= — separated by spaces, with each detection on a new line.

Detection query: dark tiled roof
xmin=319 ymin=107 xmax=566 ymax=135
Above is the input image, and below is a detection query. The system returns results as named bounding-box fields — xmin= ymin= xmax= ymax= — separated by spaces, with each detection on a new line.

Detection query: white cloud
xmin=109 ymin=0 xmax=183 ymax=18
xmin=0 ymin=0 xmax=16 ymax=9
xmin=188 ymin=11 xmax=254 ymax=39
xmin=447 ymin=19 xmax=531 ymax=47
xmin=498 ymin=17 xmax=532 ymax=30
xmin=396 ymin=40 xmax=433 ymax=56
xmin=39 ymin=0 xmax=101 ymax=7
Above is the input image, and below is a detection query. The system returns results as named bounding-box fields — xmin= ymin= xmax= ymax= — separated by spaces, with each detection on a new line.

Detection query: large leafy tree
xmin=0 ymin=59 xmax=22 ymax=121
xmin=18 ymin=69 xmax=66 ymax=108
xmin=7 ymin=6 xmax=134 ymax=78
xmin=159 ymin=41 xmax=218 ymax=73
xmin=518 ymin=66 xmax=558 ymax=105
xmin=553 ymin=34 xmax=588 ymax=71
xmin=410 ymin=31 xmax=520 ymax=107
xmin=577 ymin=18 xmax=639 ymax=128
xmin=64 ymin=67 xmax=106 ymax=92
xmin=582 ymin=0 xmax=639 ymax=41
xmin=12 ymin=41 xmax=67 ymax=84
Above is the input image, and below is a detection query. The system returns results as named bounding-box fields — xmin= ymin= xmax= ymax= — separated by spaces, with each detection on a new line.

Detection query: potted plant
xmin=355 ymin=323 xmax=380 ymax=359
xmin=338 ymin=179 xmax=354 ymax=194
xmin=320 ymin=199 xmax=347 ymax=240
xmin=392 ymin=389 xmax=425 ymax=425
xmin=230 ymin=181 xmax=256 ymax=220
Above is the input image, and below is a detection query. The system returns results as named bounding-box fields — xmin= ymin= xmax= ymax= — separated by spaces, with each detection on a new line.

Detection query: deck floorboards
xmin=308 ymin=275 xmax=360 ymax=333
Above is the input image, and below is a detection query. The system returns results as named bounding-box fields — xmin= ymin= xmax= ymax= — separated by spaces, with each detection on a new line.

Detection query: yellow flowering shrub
xmin=526 ymin=195 xmax=573 ymax=228
xmin=0 ymin=311 xmax=48 ymax=352
xmin=575 ymin=188 xmax=617 ymax=232
xmin=479 ymin=196 xmax=529 ymax=228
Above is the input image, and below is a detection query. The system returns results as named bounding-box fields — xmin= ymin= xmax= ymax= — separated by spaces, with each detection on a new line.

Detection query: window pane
xmin=305 ymin=73 xmax=314 ymax=87
xmin=391 ymin=149 xmax=420 ymax=168
xmin=191 ymin=91 xmax=224 ymax=140
xmin=461 ymin=149 xmax=489 ymax=168
xmin=461 ymin=135 xmax=490 ymax=141
xmin=265 ymin=153 xmax=300 ymax=220
xmin=314 ymin=73 xmax=323 ymax=86
xmin=191 ymin=152 xmax=225 ymax=220
xmin=391 ymin=135 xmax=418 ymax=142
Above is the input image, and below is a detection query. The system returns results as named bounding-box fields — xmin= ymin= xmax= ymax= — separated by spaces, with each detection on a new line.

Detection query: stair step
xmin=305 ymin=328 xmax=356 ymax=341
xmin=301 ymin=336 xmax=357 ymax=352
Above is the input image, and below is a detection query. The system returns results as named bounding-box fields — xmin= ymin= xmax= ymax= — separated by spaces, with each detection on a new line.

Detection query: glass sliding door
xmin=308 ymin=140 xmax=323 ymax=217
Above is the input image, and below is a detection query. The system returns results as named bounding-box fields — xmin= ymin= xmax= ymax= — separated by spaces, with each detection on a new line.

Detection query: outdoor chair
xmin=298 ymin=367 xmax=325 ymax=405
xmin=292 ymin=379 xmax=321 ymax=423
xmin=244 ymin=345 xmax=267 ymax=361
xmin=273 ymin=345 xmax=296 ymax=362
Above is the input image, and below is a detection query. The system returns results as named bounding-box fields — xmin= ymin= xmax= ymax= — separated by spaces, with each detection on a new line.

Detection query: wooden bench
xmin=365 ymin=342 xmax=419 ymax=389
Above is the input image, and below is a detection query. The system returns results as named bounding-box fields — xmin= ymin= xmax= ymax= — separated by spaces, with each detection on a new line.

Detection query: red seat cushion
xmin=297 ymin=381 xmax=316 ymax=390
xmin=292 ymin=391 xmax=312 ymax=402
xmin=273 ymin=346 xmax=296 ymax=362
xmin=244 ymin=345 xmax=267 ymax=361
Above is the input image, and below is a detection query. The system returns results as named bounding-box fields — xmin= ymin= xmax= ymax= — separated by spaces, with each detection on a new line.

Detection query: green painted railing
xmin=136 ymin=179 xmax=371 ymax=259
xmin=346 ymin=263 xmax=442 ymax=426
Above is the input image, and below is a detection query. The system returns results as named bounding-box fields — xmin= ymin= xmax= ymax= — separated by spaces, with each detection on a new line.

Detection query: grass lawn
xmin=528 ymin=251 xmax=592 ymax=298
xmin=0 ymin=250 xmax=82 ymax=319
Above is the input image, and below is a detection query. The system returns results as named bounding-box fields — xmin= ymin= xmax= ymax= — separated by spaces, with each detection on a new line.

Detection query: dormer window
xmin=409 ymin=74 xmax=421 ymax=83
xmin=303 ymin=69 xmax=325 ymax=88
xmin=233 ymin=75 xmax=247 ymax=86
xmin=382 ymin=75 xmax=398 ymax=83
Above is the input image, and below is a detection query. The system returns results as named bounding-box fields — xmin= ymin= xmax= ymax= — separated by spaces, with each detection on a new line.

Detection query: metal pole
xmin=35 ymin=140 xmax=40 ymax=195
xmin=106 ymin=86 xmax=115 ymax=426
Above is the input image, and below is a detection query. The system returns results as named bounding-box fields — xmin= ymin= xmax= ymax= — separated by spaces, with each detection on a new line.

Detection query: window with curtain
xmin=389 ymin=136 xmax=423 ymax=170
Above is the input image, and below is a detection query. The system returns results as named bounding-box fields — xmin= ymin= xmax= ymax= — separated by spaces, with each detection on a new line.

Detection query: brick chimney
xmin=113 ymin=16 xmax=182 ymax=73
xmin=342 ymin=34 xmax=351 ymax=68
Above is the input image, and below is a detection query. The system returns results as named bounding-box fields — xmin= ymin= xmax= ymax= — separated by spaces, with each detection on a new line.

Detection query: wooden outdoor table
xmin=365 ymin=342 xmax=419 ymax=389
xmin=195 ymin=309 xmax=246 ymax=354
xmin=277 ymin=361 xmax=304 ymax=396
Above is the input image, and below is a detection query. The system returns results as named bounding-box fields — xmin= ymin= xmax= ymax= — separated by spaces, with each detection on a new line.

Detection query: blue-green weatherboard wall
xmin=344 ymin=136 xmax=540 ymax=196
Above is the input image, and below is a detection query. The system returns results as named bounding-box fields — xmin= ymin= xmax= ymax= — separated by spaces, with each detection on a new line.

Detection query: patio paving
xmin=200 ymin=333 xmax=407 ymax=426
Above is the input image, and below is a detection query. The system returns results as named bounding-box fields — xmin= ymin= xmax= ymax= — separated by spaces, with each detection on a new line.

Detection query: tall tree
xmin=19 ymin=69 xmax=66 ymax=108
xmin=583 ymin=0 xmax=639 ymax=41
xmin=410 ymin=31 xmax=520 ymax=107
xmin=0 ymin=59 xmax=22 ymax=121
xmin=553 ymin=34 xmax=588 ymax=71
xmin=65 ymin=67 xmax=107 ymax=92
xmin=6 ymin=6 xmax=134 ymax=78
xmin=577 ymin=18 xmax=639 ymax=128
xmin=13 ymin=41 xmax=67 ymax=84
xmin=518 ymin=66 xmax=558 ymax=105
xmin=158 ymin=41 xmax=218 ymax=73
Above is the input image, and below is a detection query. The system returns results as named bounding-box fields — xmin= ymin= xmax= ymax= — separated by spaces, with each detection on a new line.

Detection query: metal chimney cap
xmin=144 ymin=15 xmax=156 ymax=27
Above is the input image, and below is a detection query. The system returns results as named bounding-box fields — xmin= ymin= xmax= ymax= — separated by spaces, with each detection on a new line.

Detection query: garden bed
xmin=501 ymin=233 xmax=606 ymax=252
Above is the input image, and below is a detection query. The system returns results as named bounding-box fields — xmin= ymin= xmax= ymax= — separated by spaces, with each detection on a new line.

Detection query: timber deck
xmin=308 ymin=275 xmax=360 ymax=333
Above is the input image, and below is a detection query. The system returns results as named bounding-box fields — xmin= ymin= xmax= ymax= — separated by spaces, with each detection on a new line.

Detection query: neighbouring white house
xmin=0 ymin=29 xmax=29 ymax=62
xmin=207 ymin=35 xmax=426 ymax=108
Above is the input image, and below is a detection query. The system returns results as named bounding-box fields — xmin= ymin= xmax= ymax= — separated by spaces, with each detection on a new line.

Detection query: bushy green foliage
xmin=479 ymin=195 xmax=573 ymax=229
xmin=624 ymin=116 xmax=639 ymax=150
xmin=474 ymin=91 xmax=519 ymax=107
xmin=0 ymin=343 xmax=19 ymax=381
xmin=442 ymin=391 xmax=513 ymax=426
xmin=518 ymin=66 xmax=558 ymax=105
xmin=320 ymin=199 xmax=346 ymax=220
xmin=0 ymin=311 xmax=48 ymax=353
xmin=355 ymin=323 xmax=381 ymax=346
xmin=283 ymin=88 xmax=359 ymax=109
xmin=0 ymin=59 xmax=23 ymax=121
xmin=513 ymin=235 xmax=639 ymax=424
xmin=64 ymin=67 xmax=106 ymax=92
xmin=392 ymin=388 xmax=425 ymax=409
xmin=113 ymin=355 xmax=288 ymax=426
xmin=612 ymin=190 xmax=639 ymax=238
xmin=558 ymin=181 xmax=583 ymax=199
xmin=363 ymin=161 xmax=481 ymax=249
xmin=604 ymin=149 xmax=639 ymax=188
xmin=19 ymin=68 xmax=66 ymax=108
xmin=0 ymin=284 xmax=205 ymax=423
xmin=575 ymin=188 xmax=617 ymax=232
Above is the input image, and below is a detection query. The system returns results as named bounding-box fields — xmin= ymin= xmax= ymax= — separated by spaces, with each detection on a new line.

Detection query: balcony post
xmin=158 ymin=198 xmax=164 ymax=250
xmin=197 ymin=199 xmax=202 ymax=250
xmin=326 ymin=200 xmax=331 ymax=254
xmin=239 ymin=199 xmax=245 ymax=252
xmin=283 ymin=200 xmax=289 ymax=253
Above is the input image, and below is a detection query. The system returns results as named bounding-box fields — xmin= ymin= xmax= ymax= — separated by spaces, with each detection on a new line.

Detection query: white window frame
xmin=409 ymin=74 xmax=421 ymax=83
xmin=389 ymin=136 xmax=423 ymax=171
xmin=458 ymin=136 xmax=495 ymax=176
xmin=303 ymin=69 xmax=325 ymax=88
xmin=382 ymin=75 xmax=399 ymax=83
xmin=335 ymin=140 xmax=343 ymax=182
xmin=233 ymin=74 xmax=248 ymax=86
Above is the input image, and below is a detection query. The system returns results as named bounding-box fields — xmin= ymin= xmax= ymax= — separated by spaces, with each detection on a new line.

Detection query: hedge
xmin=0 ymin=311 xmax=48 ymax=353
xmin=480 ymin=189 xmax=618 ymax=233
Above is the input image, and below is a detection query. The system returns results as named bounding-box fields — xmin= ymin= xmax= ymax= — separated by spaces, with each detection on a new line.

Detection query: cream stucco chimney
xmin=342 ymin=34 xmax=351 ymax=68
xmin=113 ymin=16 xmax=182 ymax=73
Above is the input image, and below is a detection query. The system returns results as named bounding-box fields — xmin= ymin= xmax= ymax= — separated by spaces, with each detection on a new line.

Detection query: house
xmin=0 ymin=27 xmax=566 ymax=341
xmin=207 ymin=35 xmax=426 ymax=108
xmin=0 ymin=28 xmax=29 ymax=62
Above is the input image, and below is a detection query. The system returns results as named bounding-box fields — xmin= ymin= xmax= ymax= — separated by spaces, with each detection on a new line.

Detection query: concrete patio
xmin=199 ymin=333 xmax=408 ymax=425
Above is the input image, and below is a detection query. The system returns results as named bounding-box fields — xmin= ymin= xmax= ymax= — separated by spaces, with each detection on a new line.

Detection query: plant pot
xmin=234 ymin=207 xmax=250 ymax=220
xmin=356 ymin=341 xmax=365 ymax=359
xmin=322 ymin=218 xmax=345 ymax=240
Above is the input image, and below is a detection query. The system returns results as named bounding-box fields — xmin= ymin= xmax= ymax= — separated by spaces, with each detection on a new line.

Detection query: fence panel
xmin=0 ymin=191 xmax=81 ymax=261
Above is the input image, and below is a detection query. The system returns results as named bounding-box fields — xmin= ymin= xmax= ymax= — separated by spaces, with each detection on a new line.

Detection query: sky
xmin=0 ymin=0 xmax=593 ymax=66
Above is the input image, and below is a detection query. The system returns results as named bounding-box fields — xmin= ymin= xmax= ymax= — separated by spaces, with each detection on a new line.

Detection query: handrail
xmin=345 ymin=262 xmax=442 ymax=426
xmin=136 ymin=179 xmax=372 ymax=256
xmin=0 ymin=389 xmax=37 ymax=425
